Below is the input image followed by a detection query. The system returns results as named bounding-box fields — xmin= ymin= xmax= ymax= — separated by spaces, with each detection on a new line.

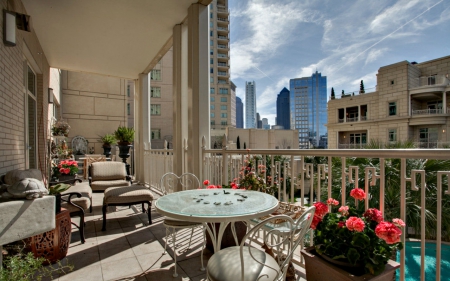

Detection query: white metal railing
xmin=217 ymin=7 xmax=228 ymax=13
xmin=217 ymin=27 xmax=228 ymax=31
xmin=217 ymin=54 xmax=228 ymax=58
xmin=217 ymin=44 xmax=228 ymax=49
xmin=199 ymin=144 xmax=450 ymax=281
xmin=218 ymin=80 xmax=227 ymax=84
xmin=144 ymin=144 xmax=173 ymax=193
xmin=217 ymin=17 xmax=228 ymax=22
xmin=346 ymin=117 xmax=358 ymax=122
xmin=412 ymin=108 xmax=444 ymax=115
xmin=218 ymin=71 xmax=228 ymax=76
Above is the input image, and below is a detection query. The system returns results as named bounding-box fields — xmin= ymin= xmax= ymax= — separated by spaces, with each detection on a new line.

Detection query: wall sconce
xmin=3 ymin=10 xmax=16 ymax=46
xmin=343 ymin=135 xmax=346 ymax=138
xmin=48 ymin=88 xmax=54 ymax=104
xmin=443 ymin=129 xmax=445 ymax=133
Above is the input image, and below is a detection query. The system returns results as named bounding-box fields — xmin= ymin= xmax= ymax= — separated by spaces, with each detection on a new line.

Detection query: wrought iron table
xmin=155 ymin=189 xmax=279 ymax=252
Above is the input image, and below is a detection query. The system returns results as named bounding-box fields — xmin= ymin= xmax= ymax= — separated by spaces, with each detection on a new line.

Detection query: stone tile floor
xmin=46 ymin=188 xmax=307 ymax=281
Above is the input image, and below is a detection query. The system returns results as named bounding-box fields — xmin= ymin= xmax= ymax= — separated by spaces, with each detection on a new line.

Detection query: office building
xmin=277 ymin=87 xmax=290 ymax=130
xmin=236 ymin=96 xmax=244 ymax=128
xmin=245 ymin=81 xmax=256 ymax=128
xmin=257 ymin=113 xmax=262 ymax=128
xmin=290 ymin=71 xmax=327 ymax=148
xmin=262 ymin=118 xmax=270 ymax=130
xmin=327 ymin=56 xmax=450 ymax=149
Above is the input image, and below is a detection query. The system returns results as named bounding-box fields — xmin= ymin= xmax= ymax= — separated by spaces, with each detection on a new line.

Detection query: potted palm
xmin=114 ymin=126 xmax=135 ymax=174
xmin=99 ymin=133 xmax=116 ymax=158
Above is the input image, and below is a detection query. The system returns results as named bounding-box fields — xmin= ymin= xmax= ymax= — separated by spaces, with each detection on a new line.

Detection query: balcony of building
xmin=217 ymin=35 xmax=229 ymax=42
xmin=217 ymin=43 xmax=228 ymax=49
xmin=217 ymin=52 xmax=229 ymax=59
xmin=217 ymin=62 xmax=229 ymax=70
xmin=217 ymin=71 xmax=228 ymax=77
xmin=409 ymin=94 xmax=449 ymax=125
xmin=216 ymin=26 xmax=229 ymax=34
xmin=337 ymin=105 xmax=368 ymax=123
xmin=216 ymin=6 xmax=229 ymax=15
xmin=409 ymin=75 xmax=450 ymax=95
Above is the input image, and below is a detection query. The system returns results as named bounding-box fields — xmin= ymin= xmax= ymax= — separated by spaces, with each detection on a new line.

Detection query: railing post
xmin=222 ymin=134 xmax=228 ymax=186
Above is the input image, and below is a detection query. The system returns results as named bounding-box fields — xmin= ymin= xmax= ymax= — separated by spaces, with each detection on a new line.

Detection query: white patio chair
xmin=206 ymin=206 xmax=316 ymax=281
xmin=160 ymin=172 xmax=206 ymax=277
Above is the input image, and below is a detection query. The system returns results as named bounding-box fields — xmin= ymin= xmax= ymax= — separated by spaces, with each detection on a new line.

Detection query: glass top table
xmin=155 ymin=189 xmax=279 ymax=252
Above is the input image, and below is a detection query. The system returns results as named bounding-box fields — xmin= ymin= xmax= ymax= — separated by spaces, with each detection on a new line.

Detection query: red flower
xmin=230 ymin=182 xmax=238 ymax=189
xmin=350 ymin=188 xmax=366 ymax=201
xmin=392 ymin=218 xmax=406 ymax=228
xmin=375 ymin=221 xmax=402 ymax=244
xmin=207 ymin=185 xmax=217 ymax=189
xmin=327 ymin=198 xmax=339 ymax=206
xmin=314 ymin=202 xmax=329 ymax=217
xmin=203 ymin=180 xmax=210 ymax=186
xmin=310 ymin=214 xmax=322 ymax=230
xmin=363 ymin=208 xmax=383 ymax=223
xmin=345 ymin=217 xmax=365 ymax=232
xmin=338 ymin=205 xmax=349 ymax=216
xmin=337 ymin=221 xmax=345 ymax=229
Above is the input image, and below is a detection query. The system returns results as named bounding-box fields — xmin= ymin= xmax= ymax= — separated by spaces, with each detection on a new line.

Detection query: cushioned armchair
xmin=88 ymin=162 xmax=132 ymax=192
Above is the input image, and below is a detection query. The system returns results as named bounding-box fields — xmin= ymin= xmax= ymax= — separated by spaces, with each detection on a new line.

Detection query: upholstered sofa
xmin=88 ymin=162 xmax=132 ymax=191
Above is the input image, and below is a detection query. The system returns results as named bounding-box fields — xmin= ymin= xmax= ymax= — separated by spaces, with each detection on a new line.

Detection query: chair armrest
xmin=88 ymin=177 xmax=92 ymax=185
xmin=60 ymin=192 xmax=84 ymax=212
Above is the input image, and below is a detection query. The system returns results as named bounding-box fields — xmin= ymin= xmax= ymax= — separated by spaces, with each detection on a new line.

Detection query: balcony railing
xmin=217 ymin=27 xmax=228 ymax=31
xmin=217 ymin=17 xmax=228 ymax=22
xmin=145 ymin=142 xmax=450 ymax=281
xmin=217 ymin=44 xmax=228 ymax=49
xmin=218 ymin=79 xmax=228 ymax=84
xmin=217 ymin=54 xmax=228 ymax=58
xmin=412 ymin=108 xmax=444 ymax=115
xmin=338 ymin=116 xmax=367 ymax=123
xmin=411 ymin=75 xmax=450 ymax=88
xmin=330 ymin=86 xmax=377 ymax=100
xmin=217 ymin=35 xmax=228 ymax=40
xmin=217 ymin=62 xmax=228 ymax=67
xmin=218 ymin=71 xmax=228 ymax=76
xmin=217 ymin=7 xmax=228 ymax=13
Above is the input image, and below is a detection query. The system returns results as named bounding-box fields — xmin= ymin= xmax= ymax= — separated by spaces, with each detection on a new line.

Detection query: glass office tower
xmin=289 ymin=71 xmax=327 ymax=149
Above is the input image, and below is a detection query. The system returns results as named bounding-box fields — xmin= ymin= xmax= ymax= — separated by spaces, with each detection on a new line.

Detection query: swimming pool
xmin=396 ymin=241 xmax=450 ymax=281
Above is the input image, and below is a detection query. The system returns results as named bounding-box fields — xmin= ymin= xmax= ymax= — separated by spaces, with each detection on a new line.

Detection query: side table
xmin=28 ymin=208 xmax=71 ymax=264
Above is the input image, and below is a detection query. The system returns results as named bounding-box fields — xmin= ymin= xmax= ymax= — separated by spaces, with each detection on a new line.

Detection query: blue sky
xmin=228 ymin=0 xmax=450 ymax=126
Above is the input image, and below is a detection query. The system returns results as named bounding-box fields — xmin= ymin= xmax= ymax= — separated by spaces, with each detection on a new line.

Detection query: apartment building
xmin=327 ymin=55 xmax=450 ymax=149
xmin=245 ymin=81 xmax=257 ymax=128
xmin=210 ymin=0 xmax=232 ymax=133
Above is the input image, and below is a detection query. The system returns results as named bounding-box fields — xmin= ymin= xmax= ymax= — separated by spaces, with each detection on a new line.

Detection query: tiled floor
xmin=47 ymin=184 xmax=306 ymax=281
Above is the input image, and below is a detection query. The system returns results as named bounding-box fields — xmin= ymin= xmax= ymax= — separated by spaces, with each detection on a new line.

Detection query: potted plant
xmin=99 ymin=133 xmax=116 ymax=158
xmin=301 ymin=189 xmax=404 ymax=281
xmin=53 ymin=160 xmax=79 ymax=183
xmin=51 ymin=119 xmax=70 ymax=137
xmin=114 ymin=126 xmax=135 ymax=174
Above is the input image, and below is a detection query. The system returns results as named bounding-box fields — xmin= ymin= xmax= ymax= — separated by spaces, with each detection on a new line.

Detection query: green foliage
xmin=331 ymin=87 xmax=335 ymax=99
xmin=48 ymin=183 xmax=71 ymax=195
xmin=360 ymin=80 xmax=365 ymax=93
xmin=114 ymin=126 xmax=135 ymax=144
xmin=99 ymin=134 xmax=116 ymax=147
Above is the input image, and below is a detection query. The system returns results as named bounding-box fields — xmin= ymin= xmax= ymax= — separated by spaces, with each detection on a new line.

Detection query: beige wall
xmin=61 ymin=71 xmax=127 ymax=154
xmin=226 ymin=128 xmax=299 ymax=149
xmin=0 ymin=0 xmax=52 ymax=175
xmin=327 ymin=56 xmax=450 ymax=149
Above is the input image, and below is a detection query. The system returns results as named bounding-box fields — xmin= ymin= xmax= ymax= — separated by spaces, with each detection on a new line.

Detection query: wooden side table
xmin=28 ymin=208 xmax=71 ymax=264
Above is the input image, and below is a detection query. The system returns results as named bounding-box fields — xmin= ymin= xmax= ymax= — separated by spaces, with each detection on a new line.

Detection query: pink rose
xmin=313 ymin=202 xmax=329 ymax=218
xmin=338 ymin=206 xmax=349 ymax=216
xmin=363 ymin=208 xmax=383 ymax=223
xmin=392 ymin=218 xmax=406 ymax=228
xmin=327 ymin=198 xmax=339 ymax=206
xmin=203 ymin=180 xmax=210 ymax=186
xmin=350 ymin=188 xmax=366 ymax=201
xmin=375 ymin=221 xmax=402 ymax=244
xmin=345 ymin=217 xmax=365 ymax=232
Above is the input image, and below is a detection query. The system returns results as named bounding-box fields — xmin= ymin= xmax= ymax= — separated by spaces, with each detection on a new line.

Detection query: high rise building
xmin=210 ymin=0 xmax=232 ymax=131
xmin=276 ymin=87 xmax=290 ymax=130
xmin=245 ymin=81 xmax=256 ymax=128
xmin=257 ymin=113 xmax=262 ymax=128
xmin=290 ymin=71 xmax=327 ymax=149
xmin=262 ymin=118 xmax=270 ymax=130
xmin=236 ymin=96 xmax=244 ymax=128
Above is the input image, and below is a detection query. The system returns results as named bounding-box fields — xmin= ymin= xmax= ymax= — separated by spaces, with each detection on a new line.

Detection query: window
xmin=210 ymin=77 xmax=214 ymax=83
xmin=210 ymin=50 xmax=213 ymax=56
xmin=389 ymin=102 xmax=396 ymax=116
xmin=349 ymin=133 xmax=367 ymax=145
xmin=221 ymin=105 xmax=227 ymax=110
xmin=150 ymin=69 xmax=161 ymax=81
xmin=127 ymin=85 xmax=130 ymax=97
xmin=211 ymin=121 xmax=215 ymax=125
xmin=210 ymin=40 xmax=213 ymax=46
xmin=210 ymin=12 xmax=213 ymax=18
xmin=427 ymin=75 xmax=437 ymax=85
xmin=210 ymin=68 xmax=214 ymax=73
xmin=221 ymin=121 xmax=227 ymax=126
xmin=210 ymin=58 xmax=214 ymax=64
xmin=390 ymin=80 xmax=395 ymax=85
xmin=219 ymin=88 xmax=228 ymax=94
xmin=151 ymin=104 xmax=161 ymax=115
xmin=127 ymin=103 xmax=130 ymax=115
xmin=210 ymin=88 xmax=215 ymax=94
xmin=211 ymin=113 xmax=215 ymax=118
xmin=211 ymin=105 xmax=215 ymax=110
xmin=220 ymin=97 xmax=227 ymax=102
xmin=151 ymin=87 xmax=161 ymax=98
xmin=151 ymin=129 xmax=161 ymax=140
xmin=210 ymin=22 xmax=213 ymax=28
xmin=388 ymin=129 xmax=397 ymax=142
xmin=211 ymin=97 xmax=215 ymax=102
xmin=221 ymin=113 xmax=227 ymax=118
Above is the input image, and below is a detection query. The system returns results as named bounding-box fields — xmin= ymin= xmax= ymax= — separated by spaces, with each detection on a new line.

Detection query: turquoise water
xmin=396 ymin=242 xmax=450 ymax=281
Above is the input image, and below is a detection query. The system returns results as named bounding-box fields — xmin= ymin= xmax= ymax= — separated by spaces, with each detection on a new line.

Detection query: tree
xmin=331 ymin=87 xmax=335 ymax=99
xmin=341 ymin=90 xmax=345 ymax=96
xmin=243 ymin=142 xmax=246 ymax=149
xmin=237 ymin=136 xmax=241 ymax=149
xmin=360 ymin=80 xmax=365 ymax=93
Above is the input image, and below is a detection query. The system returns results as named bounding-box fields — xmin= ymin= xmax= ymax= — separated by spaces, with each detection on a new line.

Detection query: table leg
xmin=203 ymin=221 xmax=240 ymax=253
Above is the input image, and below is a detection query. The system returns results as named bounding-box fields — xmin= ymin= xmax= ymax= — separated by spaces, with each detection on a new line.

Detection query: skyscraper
xmin=210 ymin=0 xmax=232 ymax=131
xmin=290 ymin=71 xmax=327 ymax=149
xmin=276 ymin=87 xmax=290 ymax=130
xmin=262 ymin=118 xmax=270 ymax=130
xmin=236 ymin=96 xmax=243 ymax=128
xmin=245 ymin=81 xmax=256 ymax=128
xmin=257 ymin=113 xmax=262 ymax=129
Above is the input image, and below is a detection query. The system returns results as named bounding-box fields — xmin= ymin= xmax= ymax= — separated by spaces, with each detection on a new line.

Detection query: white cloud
xmin=365 ymin=48 xmax=389 ymax=65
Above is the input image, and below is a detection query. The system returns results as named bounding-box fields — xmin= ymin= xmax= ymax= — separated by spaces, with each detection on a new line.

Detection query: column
xmin=187 ymin=3 xmax=210 ymax=179
xmin=173 ymin=23 xmax=189 ymax=178
xmin=344 ymin=108 xmax=347 ymax=123
xmin=135 ymin=73 xmax=151 ymax=183
xmin=443 ymin=91 xmax=446 ymax=114
xmin=358 ymin=106 xmax=361 ymax=121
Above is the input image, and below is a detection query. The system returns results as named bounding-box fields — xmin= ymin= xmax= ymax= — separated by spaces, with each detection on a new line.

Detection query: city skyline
xmin=229 ymin=0 xmax=450 ymax=125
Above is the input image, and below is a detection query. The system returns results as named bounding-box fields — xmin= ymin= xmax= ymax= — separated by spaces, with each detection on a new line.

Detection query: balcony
xmin=218 ymin=79 xmax=228 ymax=84
xmin=410 ymin=75 xmax=450 ymax=95
xmin=217 ymin=44 xmax=228 ymax=49
xmin=217 ymin=26 xmax=228 ymax=32
xmin=217 ymin=35 xmax=228 ymax=40
xmin=216 ymin=7 xmax=229 ymax=14
xmin=217 ymin=53 xmax=228 ymax=58
xmin=218 ymin=71 xmax=228 ymax=76
xmin=217 ymin=17 xmax=228 ymax=22
xmin=412 ymin=108 xmax=444 ymax=115
xmin=217 ymin=62 xmax=228 ymax=67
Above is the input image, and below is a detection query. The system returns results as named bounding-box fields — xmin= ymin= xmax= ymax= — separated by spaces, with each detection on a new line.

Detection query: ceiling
xmin=22 ymin=0 xmax=204 ymax=79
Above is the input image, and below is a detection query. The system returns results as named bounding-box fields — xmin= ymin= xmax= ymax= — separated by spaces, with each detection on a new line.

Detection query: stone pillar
xmin=344 ymin=108 xmax=347 ymax=122
xmin=136 ymin=73 xmax=151 ymax=182
xmin=358 ymin=105 xmax=361 ymax=121
xmin=443 ymin=91 xmax=446 ymax=114
xmin=173 ymin=23 xmax=189 ymax=178
xmin=187 ymin=3 xmax=210 ymax=179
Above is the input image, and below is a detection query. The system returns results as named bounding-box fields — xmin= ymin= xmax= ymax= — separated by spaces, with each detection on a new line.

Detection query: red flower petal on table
xmin=375 ymin=221 xmax=402 ymax=244
xmin=326 ymin=198 xmax=339 ymax=206
xmin=313 ymin=202 xmax=329 ymax=217
xmin=203 ymin=180 xmax=210 ymax=186
xmin=207 ymin=185 xmax=216 ymax=189
xmin=345 ymin=217 xmax=365 ymax=232
xmin=350 ymin=188 xmax=366 ymax=201
xmin=363 ymin=208 xmax=383 ymax=223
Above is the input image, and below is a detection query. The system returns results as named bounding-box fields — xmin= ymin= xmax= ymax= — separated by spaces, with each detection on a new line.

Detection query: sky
xmin=228 ymin=0 xmax=450 ymax=126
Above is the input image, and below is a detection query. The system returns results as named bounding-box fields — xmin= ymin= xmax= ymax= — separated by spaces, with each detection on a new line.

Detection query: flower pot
xmin=301 ymin=247 xmax=400 ymax=281
xmin=58 ymin=174 xmax=77 ymax=183
xmin=103 ymin=146 xmax=112 ymax=158
xmin=205 ymin=221 xmax=247 ymax=252
xmin=118 ymin=144 xmax=132 ymax=175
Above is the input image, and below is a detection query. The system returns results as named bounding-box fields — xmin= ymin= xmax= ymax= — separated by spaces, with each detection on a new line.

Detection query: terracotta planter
xmin=205 ymin=221 xmax=247 ymax=252
xmin=301 ymin=247 xmax=400 ymax=281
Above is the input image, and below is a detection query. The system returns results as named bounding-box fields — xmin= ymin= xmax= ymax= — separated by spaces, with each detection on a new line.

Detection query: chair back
xmin=240 ymin=206 xmax=316 ymax=281
xmin=160 ymin=172 xmax=201 ymax=195
xmin=89 ymin=162 xmax=127 ymax=181
xmin=86 ymin=155 xmax=106 ymax=167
